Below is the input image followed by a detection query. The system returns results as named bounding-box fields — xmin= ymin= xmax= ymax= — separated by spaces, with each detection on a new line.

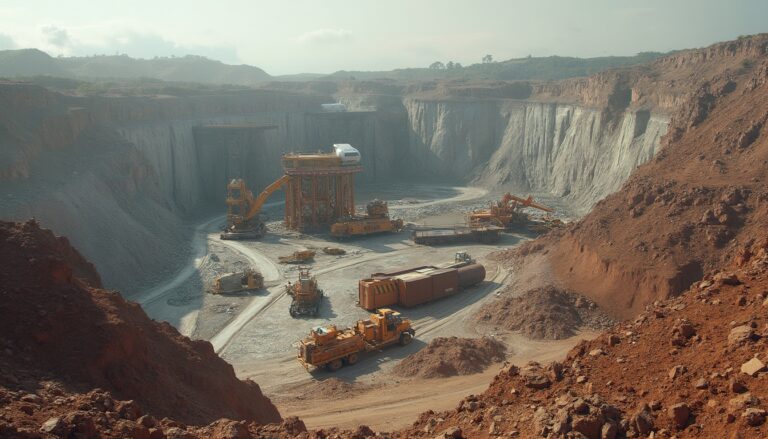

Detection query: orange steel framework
xmin=281 ymin=152 xmax=362 ymax=232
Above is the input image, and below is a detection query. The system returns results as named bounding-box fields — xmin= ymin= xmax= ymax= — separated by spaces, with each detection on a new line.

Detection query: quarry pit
xmin=135 ymin=182 xmax=587 ymax=430
xmin=0 ymin=76 xmax=670 ymax=430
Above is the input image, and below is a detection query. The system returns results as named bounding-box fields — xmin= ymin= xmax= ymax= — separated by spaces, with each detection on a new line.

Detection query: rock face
xmin=0 ymin=220 xmax=281 ymax=426
xmin=404 ymin=98 xmax=667 ymax=213
xmin=520 ymin=34 xmax=768 ymax=319
xmin=0 ymin=78 xmax=667 ymax=294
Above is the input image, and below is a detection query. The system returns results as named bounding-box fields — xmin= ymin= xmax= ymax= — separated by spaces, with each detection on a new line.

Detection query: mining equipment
xmin=286 ymin=267 xmax=323 ymax=317
xmin=221 ymin=176 xmax=291 ymax=240
xmin=222 ymin=143 xmax=363 ymax=238
xmin=330 ymin=199 xmax=404 ymax=238
xmin=297 ymin=308 xmax=415 ymax=371
xmin=528 ymin=216 xmax=566 ymax=233
xmin=469 ymin=193 xmax=554 ymax=230
xmin=358 ymin=256 xmax=486 ymax=310
xmin=411 ymin=224 xmax=503 ymax=245
xmin=322 ymin=247 xmax=346 ymax=255
xmin=279 ymin=249 xmax=316 ymax=264
xmin=211 ymin=269 xmax=264 ymax=294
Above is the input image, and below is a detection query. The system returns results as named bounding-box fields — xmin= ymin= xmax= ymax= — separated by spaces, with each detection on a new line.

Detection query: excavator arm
xmin=503 ymin=193 xmax=554 ymax=213
xmin=244 ymin=174 xmax=291 ymax=220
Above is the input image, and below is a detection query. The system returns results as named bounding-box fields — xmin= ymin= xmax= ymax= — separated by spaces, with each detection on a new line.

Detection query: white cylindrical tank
xmin=333 ymin=143 xmax=361 ymax=164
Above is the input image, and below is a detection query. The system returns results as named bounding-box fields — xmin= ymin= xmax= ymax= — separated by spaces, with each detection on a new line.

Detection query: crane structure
xmin=220 ymin=144 xmax=364 ymax=239
xmin=468 ymin=193 xmax=554 ymax=230
xmin=221 ymin=175 xmax=291 ymax=240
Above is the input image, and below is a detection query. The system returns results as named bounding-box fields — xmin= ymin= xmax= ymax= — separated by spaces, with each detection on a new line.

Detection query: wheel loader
xmin=278 ymin=249 xmax=316 ymax=264
xmin=286 ymin=267 xmax=323 ymax=317
xmin=297 ymin=308 xmax=415 ymax=372
xmin=211 ymin=269 xmax=264 ymax=294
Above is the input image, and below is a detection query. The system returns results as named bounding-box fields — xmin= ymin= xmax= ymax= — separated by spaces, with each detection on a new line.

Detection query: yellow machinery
xmin=469 ymin=193 xmax=554 ymax=230
xmin=278 ymin=249 xmax=316 ymax=264
xmin=330 ymin=199 xmax=404 ymax=238
xmin=297 ymin=308 xmax=414 ymax=371
xmin=286 ymin=267 xmax=324 ymax=317
xmin=221 ymin=176 xmax=291 ymax=240
xmin=211 ymin=269 xmax=264 ymax=294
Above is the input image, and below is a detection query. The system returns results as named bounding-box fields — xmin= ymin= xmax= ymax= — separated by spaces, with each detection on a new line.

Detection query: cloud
xmin=41 ymin=25 xmax=71 ymax=48
xmin=83 ymin=31 xmax=240 ymax=64
xmin=296 ymin=28 xmax=352 ymax=45
xmin=25 ymin=24 xmax=241 ymax=64
xmin=0 ymin=33 xmax=16 ymax=50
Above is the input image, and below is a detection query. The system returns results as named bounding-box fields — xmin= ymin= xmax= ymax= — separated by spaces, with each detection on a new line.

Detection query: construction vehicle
xmin=358 ymin=256 xmax=486 ymax=310
xmin=297 ymin=308 xmax=415 ymax=371
xmin=279 ymin=249 xmax=316 ymax=264
xmin=286 ymin=267 xmax=323 ymax=317
xmin=221 ymin=176 xmax=291 ymax=240
xmin=322 ymin=247 xmax=346 ymax=255
xmin=469 ymin=193 xmax=554 ymax=230
xmin=528 ymin=216 xmax=566 ymax=233
xmin=211 ymin=269 xmax=264 ymax=294
xmin=330 ymin=200 xmax=404 ymax=238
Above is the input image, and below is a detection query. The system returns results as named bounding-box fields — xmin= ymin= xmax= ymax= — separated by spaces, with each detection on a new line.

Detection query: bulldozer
xmin=286 ymin=267 xmax=323 ymax=317
xmin=330 ymin=199 xmax=404 ymax=238
xmin=469 ymin=193 xmax=554 ymax=230
xmin=279 ymin=249 xmax=316 ymax=264
xmin=211 ymin=269 xmax=264 ymax=294
xmin=297 ymin=308 xmax=414 ymax=371
xmin=221 ymin=176 xmax=291 ymax=240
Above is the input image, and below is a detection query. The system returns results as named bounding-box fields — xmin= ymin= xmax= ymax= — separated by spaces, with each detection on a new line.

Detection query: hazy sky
xmin=0 ymin=0 xmax=765 ymax=75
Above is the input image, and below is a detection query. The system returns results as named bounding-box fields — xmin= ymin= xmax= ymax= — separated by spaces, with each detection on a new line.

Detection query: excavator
xmin=469 ymin=193 xmax=556 ymax=230
xmin=220 ymin=176 xmax=291 ymax=240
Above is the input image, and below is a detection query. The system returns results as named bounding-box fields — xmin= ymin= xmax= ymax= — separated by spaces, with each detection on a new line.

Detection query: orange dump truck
xmin=297 ymin=308 xmax=414 ymax=372
xmin=358 ymin=255 xmax=486 ymax=310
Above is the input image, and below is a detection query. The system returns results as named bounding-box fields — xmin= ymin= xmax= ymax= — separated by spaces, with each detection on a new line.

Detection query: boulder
xmin=741 ymin=357 xmax=766 ymax=376
xmin=668 ymin=403 xmax=691 ymax=429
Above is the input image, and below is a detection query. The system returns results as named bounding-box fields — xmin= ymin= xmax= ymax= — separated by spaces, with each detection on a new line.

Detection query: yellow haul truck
xmin=297 ymin=308 xmax=414 ymax=372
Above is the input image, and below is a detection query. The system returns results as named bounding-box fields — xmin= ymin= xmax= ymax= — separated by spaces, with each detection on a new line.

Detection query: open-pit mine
xmin=1 ymin=29 xmax=767 ymax=439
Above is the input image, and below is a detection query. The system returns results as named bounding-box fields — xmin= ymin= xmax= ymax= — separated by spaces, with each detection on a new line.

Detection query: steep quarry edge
xmin=0 ymin=219 xmax=280 ymax=435
xmin=498 ymin=34 xmax=768 ymax=319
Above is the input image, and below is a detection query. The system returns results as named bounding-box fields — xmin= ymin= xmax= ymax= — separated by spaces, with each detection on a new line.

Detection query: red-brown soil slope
xmin=0 ymin=220 xmax=281 ymax=428
xmin=400 ymin=237 xmax=768 ymax=439
xmin=520 ymin=35 xmax=768 ymax=319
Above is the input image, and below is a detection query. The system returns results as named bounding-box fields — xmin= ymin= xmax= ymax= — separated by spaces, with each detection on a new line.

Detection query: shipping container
xmin=358 ymin=278 xmax=399 ymax=310
xmin=457 ymin=264 xmax=486 ymax=288
xmin=370 ymin=265 xmax=437 ymax=278
xmin=396 ymin=272 xmax=434 ymax=307
xmin=430 ymin=268 xmax=460 ymax=299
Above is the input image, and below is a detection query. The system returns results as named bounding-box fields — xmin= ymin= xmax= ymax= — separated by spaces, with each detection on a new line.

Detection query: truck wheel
xmin=399 ymin=332 xmax=413 ymax=346
xmin=346 ymin=353 xmax=359 ymax=365
xmin=326 ymin=359 xmax=343 ymax=372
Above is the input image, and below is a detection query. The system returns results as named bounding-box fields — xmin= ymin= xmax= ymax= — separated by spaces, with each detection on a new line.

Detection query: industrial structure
xmin=222 ymin=144 xmax=366 ymax=238
xmin=283 ymin=144 xmax=363 ymax=232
